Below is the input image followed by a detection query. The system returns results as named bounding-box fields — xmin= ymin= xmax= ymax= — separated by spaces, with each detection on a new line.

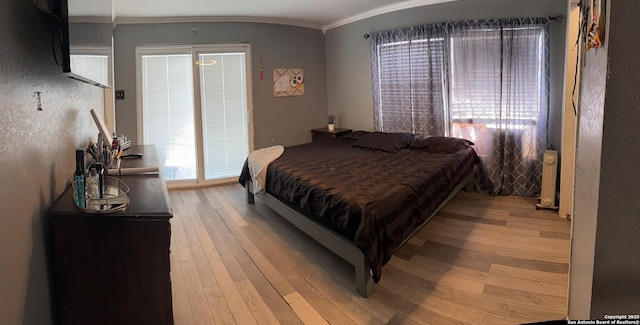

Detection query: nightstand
xmin=311 ymin=127 xmax=352 ymax=142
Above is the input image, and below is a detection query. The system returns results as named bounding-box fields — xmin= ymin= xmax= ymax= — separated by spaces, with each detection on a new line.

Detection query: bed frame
xmin=245 ymin=172 xmax=473 ymax=297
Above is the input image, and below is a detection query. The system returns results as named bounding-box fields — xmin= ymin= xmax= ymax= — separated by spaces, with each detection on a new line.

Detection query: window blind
xmin=375 ymin=38 xmax=446 ymax=134
xmin=141 ymin=54 xmax=197 ymax=181
xmin=199 ymin=53 xmax=249 ymax=180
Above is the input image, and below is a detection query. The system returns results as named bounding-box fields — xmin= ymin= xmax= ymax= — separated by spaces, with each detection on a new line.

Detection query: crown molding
xmin=322 ymin=0 xmax=459 ymax=32
xmin=112 ymin=0 xmax=459 ymax=32
xmin=114 ymin=15 xmax=323 ymax=30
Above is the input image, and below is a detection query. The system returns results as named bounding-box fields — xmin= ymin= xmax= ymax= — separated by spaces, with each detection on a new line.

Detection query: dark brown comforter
xmin=240 ymin=136 xmax=478 ymax=282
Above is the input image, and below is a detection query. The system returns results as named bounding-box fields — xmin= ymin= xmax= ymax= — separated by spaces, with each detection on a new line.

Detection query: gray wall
xmin=113 ymin=22 xmax=326 ymax=148
xmin=69 ymin=22 xmax=112 ymax=45
xmin=0 ymin=0 xmax=105 ymax=323
xmin=569 ymin=25 xmax=607 ymax=319
xmin=589 ymin=0 xmax=640 ymax=317
xmin=325 ymin=0 xmax=567 ymax=151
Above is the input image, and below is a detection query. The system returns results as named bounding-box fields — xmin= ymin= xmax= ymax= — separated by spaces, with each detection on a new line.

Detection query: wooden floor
xmin=168 ymin=184 xmax=571 ymax=325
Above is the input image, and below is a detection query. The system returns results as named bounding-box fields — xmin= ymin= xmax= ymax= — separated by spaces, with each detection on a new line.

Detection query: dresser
xmin=49 ymin=145 xmax=173 ymax=325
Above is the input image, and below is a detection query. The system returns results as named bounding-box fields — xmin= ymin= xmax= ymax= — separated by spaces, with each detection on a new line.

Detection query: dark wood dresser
xmin=49 ymin=145 xmax=173 ymax=325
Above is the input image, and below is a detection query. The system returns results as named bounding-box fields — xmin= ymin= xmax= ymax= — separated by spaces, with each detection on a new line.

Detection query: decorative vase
xmin=328 ymin=124 xmax=335 ymax=131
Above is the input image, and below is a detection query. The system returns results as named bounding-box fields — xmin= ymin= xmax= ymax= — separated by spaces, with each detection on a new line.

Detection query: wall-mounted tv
xmin=57 ymin=0 xmax=113 ymax=88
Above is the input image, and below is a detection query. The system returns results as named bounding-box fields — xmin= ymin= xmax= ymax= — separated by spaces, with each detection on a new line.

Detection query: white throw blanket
xmin=247 ymin=145 xmax=285 ymax=194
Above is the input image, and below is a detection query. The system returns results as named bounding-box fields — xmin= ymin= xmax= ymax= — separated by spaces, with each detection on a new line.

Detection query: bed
xmin=239 ymin=131 xmax=479 ymax=297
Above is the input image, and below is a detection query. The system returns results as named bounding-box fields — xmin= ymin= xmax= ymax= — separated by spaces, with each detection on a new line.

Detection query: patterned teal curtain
xmin=370 ymin=18 xmax=550 ymax=196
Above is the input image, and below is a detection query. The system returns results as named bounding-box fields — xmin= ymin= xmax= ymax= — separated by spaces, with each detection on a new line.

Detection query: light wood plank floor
xmin=168 ymin=184 xmax=570 ymax=324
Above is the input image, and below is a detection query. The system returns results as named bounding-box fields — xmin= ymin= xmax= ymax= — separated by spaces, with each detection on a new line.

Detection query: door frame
xmin=135 ymin=44 xmax=254 ymax=188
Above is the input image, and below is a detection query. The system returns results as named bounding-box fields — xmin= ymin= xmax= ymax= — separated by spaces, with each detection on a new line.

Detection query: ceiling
xmin=110 ymin=0 xmax=460 ymax=30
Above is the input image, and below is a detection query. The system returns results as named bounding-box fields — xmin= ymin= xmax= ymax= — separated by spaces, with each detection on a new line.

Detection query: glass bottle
xmin=87 ymin=168 xmax=99 ymax=210
xmin=74 ymin=163 xmax=85 ymax=208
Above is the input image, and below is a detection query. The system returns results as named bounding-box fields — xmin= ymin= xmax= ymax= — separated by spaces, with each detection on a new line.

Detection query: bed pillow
xmin=342 ymin=130 xmax=370 ymax=140
xmin=351 ymin=132 xmax=414 ymax=153
xmin=410 ymin=135 xmax=474 ymax=153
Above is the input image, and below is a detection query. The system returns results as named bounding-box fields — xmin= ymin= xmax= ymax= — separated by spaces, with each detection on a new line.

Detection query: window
xmin=370 ymin=18 xmax=550 ymax=196
xmin=449 ymin=27 xmax=545 ymax=126
xmin=448 ymin=26 xmax=546 ymax=161
xmin=69 ymin=45 xmax=112 ymax=87
xmin=374 ymin=38 xmax=445 ymax=134
xmin=369 ymin=25 xmax=448 ymax=136
xmin=197 ymin=52 xmax=250 ymax=180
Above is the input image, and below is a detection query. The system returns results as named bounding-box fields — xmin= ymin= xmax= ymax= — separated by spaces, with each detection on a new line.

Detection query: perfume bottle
xmin=74 ymin=163 xmax=85 ymax=208
xmin=111 ymin=132 xmax=119 ymax=151
xmin=87 ymin=168 xmax=99 ymax=210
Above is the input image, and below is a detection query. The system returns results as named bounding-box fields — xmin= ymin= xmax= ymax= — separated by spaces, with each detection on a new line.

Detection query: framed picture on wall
xmin=273 ymin=68 xmax=304 ymax=97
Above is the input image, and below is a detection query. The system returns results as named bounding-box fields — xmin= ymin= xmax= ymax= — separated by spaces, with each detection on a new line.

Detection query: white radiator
xmin=537 ymin=150 xmax=559 ymax=210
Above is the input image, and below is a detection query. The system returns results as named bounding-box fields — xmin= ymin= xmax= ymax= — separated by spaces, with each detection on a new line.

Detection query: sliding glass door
xmin=137 ymin=45 xmax=253 ymax=187
xmin=197 ymin=51 xmax=250 ymax=180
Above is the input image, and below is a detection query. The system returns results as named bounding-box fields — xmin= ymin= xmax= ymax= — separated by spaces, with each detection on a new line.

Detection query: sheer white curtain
xmin=448 ymin=18 xmax=549 ymax=195
xmin=370 ymin=18 xmax=549 ymax=196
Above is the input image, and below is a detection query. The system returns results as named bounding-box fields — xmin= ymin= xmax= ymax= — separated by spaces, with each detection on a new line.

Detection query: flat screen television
xmin=36 ymin=0 xmax=113 ymax=87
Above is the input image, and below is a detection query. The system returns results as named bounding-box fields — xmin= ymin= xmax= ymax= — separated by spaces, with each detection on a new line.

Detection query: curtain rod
xmin=363 ymin=14 xmax=564 ymax=39
xmin=549 ymin=14 xmax=564 ymax=22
